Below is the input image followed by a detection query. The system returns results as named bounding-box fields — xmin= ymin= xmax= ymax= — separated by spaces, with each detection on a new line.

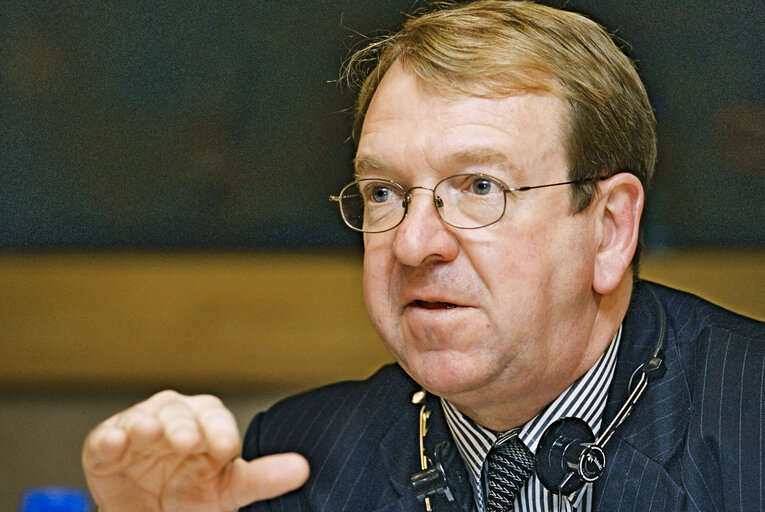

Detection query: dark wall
xmin=1 ymin=0 xmax=762 ymax=249
xmin=556 ymin=0 xmax=764 ymax=247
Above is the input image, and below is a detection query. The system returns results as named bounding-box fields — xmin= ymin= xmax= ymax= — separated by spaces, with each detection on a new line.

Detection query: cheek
xmin=362 ymin=239 xmax=394 ymax=324
xmin=471 ymin=220 xmax=589 ymax=315
xmin=465 ymin=228 xmax=536 ymax=294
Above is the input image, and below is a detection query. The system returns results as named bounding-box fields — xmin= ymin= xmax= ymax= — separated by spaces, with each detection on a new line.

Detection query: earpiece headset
xmin=411 ymin=286 xmax=667 ymax=510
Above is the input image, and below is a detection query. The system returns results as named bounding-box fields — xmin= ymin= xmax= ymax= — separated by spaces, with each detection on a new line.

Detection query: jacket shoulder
xmin=242 ymin=363 xmax=417 ymax=460
xmin=646 ymin=280 xmax=764 ymax=342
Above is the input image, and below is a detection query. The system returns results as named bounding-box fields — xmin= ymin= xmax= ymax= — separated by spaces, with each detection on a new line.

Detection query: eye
xmin=471 ymin=178 xmax=493 ymax=195
xmin=368 ymin=184 xmax=393 ymax=203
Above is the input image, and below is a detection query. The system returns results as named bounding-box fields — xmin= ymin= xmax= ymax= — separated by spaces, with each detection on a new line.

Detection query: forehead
xmin=356 ymin=62 xmax=570 ymax=181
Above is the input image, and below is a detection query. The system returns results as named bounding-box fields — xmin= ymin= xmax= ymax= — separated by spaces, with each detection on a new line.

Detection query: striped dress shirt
xmin=442 ymin=326 xmax=622 ymax=512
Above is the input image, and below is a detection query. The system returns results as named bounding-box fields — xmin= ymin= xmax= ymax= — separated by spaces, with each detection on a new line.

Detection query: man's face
xmin=358 ymin=62 xmax=604 ymax=414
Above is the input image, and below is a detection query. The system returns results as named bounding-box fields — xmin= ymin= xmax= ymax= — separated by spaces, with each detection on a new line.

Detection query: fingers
xmin=83 ymin=390 xmax=240 ymax=474
xmin=82 ymin=422 xmax=130 ymax=471
xmin=153 ymin=394 xmax=205 ymax=452
xmin=221 ymin=453 xmax=311 ymax=510
xmin=83 ymin=392 xmax=311 ymax=511
xmin=187 ymin=394 xmax=241 ymax=461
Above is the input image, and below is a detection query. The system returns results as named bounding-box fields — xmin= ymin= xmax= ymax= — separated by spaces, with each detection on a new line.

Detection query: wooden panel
xmin=0 ymin=251 xmax=391 ymax=390
xmin=640 ymin=249 xmax=764 ymax=321
xmin=0 ymin=250 xmax=762 ymax=390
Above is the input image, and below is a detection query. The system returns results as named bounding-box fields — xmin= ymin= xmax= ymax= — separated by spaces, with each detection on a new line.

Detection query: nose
xmin=392 ymin=188 xmax=459 ymax=267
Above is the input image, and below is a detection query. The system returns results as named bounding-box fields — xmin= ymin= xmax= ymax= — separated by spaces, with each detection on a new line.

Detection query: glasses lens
xmin=435 ymin=174 xmax=507 ymax=228
xmin=339 ymin=180 xmax=406 ymax=232
xmin=338 ymin=182 xmax=364 ymax=230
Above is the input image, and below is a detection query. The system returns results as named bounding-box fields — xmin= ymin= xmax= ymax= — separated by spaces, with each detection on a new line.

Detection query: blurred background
xmin=1 ymin=1 xmax=763 ymax=510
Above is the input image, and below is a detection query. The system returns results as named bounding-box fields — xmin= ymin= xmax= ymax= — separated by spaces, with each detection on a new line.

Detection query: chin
xmin=400 ymin=349 xmax=496 ymax=398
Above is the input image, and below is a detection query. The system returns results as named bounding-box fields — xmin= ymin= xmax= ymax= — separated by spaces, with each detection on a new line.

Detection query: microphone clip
xmin=411 ymin=456 xmax=455 ymax=503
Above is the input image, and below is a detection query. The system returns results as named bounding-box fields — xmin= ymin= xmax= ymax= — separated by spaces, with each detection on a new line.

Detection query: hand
xmin=82 ymin=390 xmax=309 ymax=512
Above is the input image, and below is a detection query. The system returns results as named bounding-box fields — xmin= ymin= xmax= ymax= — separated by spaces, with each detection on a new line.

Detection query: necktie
xmin=486 ymin=435 xmax=535 ymax=512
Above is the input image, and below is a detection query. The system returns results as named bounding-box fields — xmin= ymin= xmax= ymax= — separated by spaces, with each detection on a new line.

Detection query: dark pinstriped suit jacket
xmin=241 ymin=281 xmax=765 ymax=512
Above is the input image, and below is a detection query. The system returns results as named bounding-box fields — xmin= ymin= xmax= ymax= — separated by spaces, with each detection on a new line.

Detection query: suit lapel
xmin=602 ymin=280 xmax=665 ymax=423
xmin=602 ymin=281 xmax=690 ymax=454
xmin=423 ymin=394 xmax=476 ymax=511
xmin=377 ymin=391 xmax=475 ymax=512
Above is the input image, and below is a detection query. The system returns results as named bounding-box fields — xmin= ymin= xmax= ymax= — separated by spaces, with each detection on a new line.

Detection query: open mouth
xmin=412 ymin=300 xmax=458 ymax=310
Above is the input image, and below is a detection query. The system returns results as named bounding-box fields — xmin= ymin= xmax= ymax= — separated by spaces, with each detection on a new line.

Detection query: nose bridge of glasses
xmin=406 ymin=185 xmax=443 ymax=209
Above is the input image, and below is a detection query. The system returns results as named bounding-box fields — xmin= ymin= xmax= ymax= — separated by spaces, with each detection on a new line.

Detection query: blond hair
xmin=345 ymin=0 xmax=657 ymax=266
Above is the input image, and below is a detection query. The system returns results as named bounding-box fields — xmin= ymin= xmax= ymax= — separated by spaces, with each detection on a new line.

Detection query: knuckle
xmin=193 ymin=393 xmax=226 ymax=410
xmin=153 ymin=389 xmax=182 ymax=401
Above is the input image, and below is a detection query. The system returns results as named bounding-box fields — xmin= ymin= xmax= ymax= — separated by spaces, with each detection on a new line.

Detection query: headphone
xmin=411 ymin=286 xmax=667 ymax=509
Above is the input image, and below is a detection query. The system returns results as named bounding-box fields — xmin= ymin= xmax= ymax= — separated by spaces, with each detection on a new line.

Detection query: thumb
xmin=221 ymin=452 xmax=310 ymax=510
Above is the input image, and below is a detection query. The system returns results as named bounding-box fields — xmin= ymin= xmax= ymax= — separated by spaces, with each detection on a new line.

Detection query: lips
xmin=412 ymin=300 xmax=458 ymax=310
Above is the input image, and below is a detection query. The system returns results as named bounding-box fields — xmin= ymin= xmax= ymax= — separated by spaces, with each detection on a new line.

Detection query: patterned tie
xmin=486 ymin=435 xmax=535 ymax=512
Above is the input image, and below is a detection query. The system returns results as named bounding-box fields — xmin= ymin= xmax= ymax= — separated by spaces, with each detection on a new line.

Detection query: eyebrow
xmin=353 ymin=155 xmax=386 ymax=179
xmin=353 ymin=147 xmax=520 ymax=180
xmin=449 ymin=147 xmax=514 ymax=169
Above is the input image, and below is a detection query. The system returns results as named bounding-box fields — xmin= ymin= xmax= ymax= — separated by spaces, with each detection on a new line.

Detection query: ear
xmin=592 ymin=173 xmax=644 ymax=295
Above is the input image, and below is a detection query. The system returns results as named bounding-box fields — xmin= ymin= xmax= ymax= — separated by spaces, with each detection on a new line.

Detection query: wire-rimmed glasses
xmin=330 ymin=173 xmax=598 ymax=233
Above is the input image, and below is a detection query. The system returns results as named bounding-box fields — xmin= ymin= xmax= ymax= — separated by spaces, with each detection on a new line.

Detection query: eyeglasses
xmin=330 ymin=173 xmax=599 ymax=233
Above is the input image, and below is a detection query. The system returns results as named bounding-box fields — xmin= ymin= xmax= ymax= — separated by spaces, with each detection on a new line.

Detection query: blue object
xmin=20 ymin=488 xmax=91 ymax=512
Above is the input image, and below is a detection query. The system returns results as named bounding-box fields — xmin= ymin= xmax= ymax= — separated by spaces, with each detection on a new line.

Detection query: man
xmin=82 ymin=1 xmax=765 ymax=511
